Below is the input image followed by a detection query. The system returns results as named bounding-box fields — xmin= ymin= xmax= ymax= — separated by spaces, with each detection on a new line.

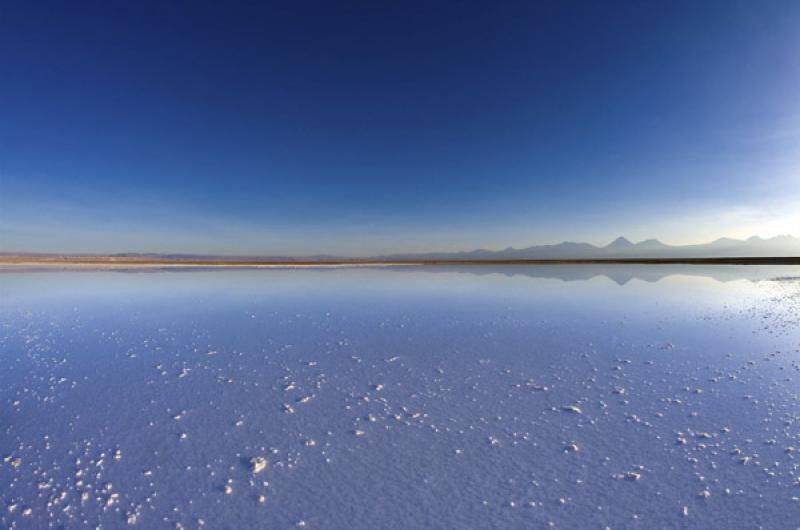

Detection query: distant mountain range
xmin=379 ymin=235 xmax=800 ymax=260
xmin=2 ymin=235 xmax=798 ymax=262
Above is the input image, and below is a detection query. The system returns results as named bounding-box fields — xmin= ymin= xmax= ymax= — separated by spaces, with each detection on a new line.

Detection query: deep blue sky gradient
xmin=1 ymin=1 xmax=799 ymax=255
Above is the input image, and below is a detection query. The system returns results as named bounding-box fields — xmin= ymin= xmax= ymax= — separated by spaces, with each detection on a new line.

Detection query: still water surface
xmin=1 ymin=265 xmax=799 ymax=529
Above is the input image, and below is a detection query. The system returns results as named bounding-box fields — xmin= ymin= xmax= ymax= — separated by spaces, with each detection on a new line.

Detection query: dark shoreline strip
xmin=1 ymin=257 xmax=799 ymax=266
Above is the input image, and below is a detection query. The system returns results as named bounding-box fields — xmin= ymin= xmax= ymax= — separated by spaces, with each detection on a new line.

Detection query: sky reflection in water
xmin=1 ymin=266 xmax=799 ymax=529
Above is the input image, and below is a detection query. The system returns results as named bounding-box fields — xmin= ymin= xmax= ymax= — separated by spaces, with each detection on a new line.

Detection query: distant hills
xmin=379 ymin=235 xmax=800 ymax=260
xmin=1 ymin=235 xmax=798 ymax=262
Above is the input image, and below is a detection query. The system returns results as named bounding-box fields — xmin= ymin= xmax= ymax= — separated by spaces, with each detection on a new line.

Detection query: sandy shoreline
xmin=1 ymin=256 xmax=799 ymax=270
xmin=0 ymin=261 xmax=414 ymax=270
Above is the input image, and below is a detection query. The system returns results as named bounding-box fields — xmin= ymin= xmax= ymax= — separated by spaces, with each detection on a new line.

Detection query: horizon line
xmin=1 ymin=233 xmax=798 ymax=259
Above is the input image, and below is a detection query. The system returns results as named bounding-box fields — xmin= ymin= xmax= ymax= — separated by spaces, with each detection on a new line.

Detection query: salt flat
xmin=1 ymin=266 xmax=799 ymax=529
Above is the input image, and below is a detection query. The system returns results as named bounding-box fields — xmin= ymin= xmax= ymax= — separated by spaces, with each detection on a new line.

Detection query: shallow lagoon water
xmin=1 ymin=265 xmax=800 ymax=529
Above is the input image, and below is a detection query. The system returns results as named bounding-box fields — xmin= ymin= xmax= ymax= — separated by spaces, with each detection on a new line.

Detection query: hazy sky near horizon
xmin=1 ymin=1 xmax=799 ymax=256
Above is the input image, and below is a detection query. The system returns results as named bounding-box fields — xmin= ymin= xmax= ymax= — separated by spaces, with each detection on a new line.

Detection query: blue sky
xmin=1 ymin=1 xmax=799 ymax=256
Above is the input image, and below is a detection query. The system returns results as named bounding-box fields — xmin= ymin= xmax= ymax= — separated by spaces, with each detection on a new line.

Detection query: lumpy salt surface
xmin=1 ymin=265 xmax=799 ymax=529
